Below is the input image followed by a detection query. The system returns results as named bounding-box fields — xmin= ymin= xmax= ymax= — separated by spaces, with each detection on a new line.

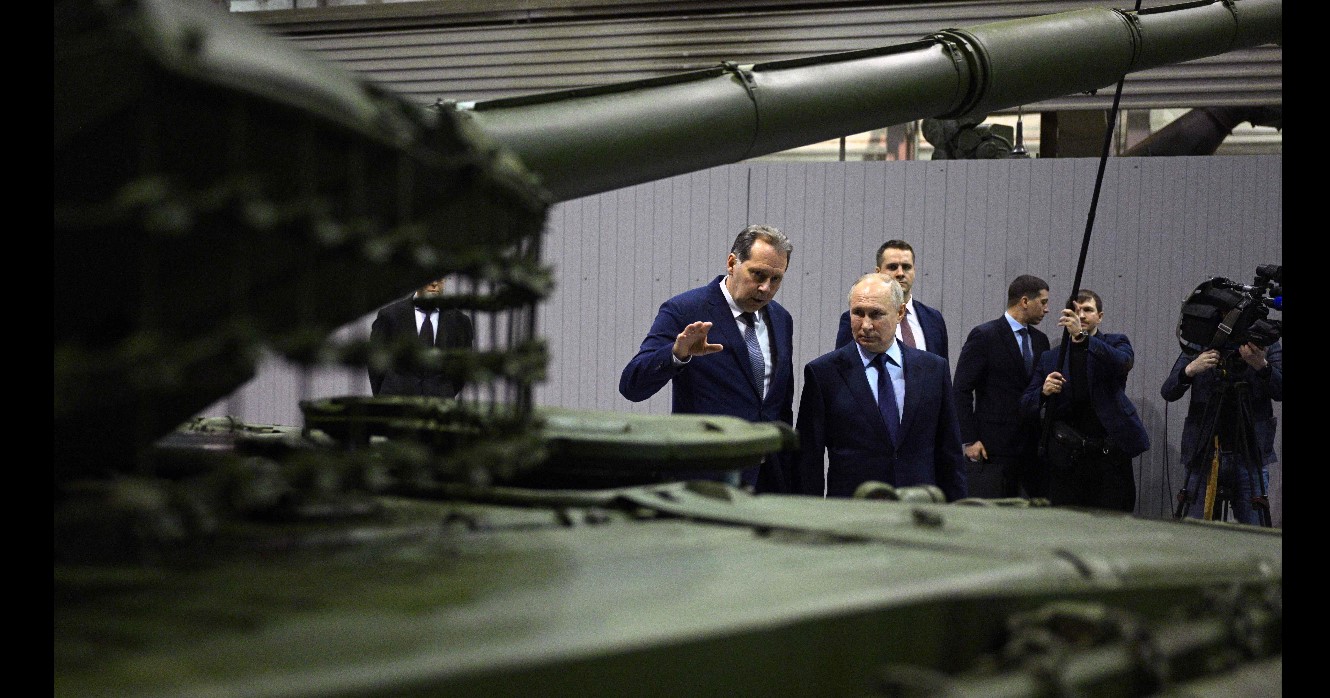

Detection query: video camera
xmin=1177 ymin=264 xmax=1282 ymax=354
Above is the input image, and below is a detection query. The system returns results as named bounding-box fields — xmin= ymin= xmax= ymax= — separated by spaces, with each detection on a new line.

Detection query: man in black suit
xmin=834 ymin=239 xmax=948 ymax=362
xmin=368 ymin=278 xmax=475 ymax=398
xmin=953 ymin=274 xmax=1051 ymax=499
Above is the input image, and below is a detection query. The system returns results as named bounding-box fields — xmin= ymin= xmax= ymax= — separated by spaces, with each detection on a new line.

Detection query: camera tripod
xmin=1172 ymin=355 xmax=1271 ymax=527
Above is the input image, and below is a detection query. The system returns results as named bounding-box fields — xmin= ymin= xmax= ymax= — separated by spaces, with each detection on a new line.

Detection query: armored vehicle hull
xmin=57 ymin=472 xmax=1280 ymax=697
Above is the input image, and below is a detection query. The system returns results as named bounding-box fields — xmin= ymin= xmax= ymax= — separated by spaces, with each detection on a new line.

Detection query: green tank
xmin=54 ymin=1 xmax=1281 ymax=695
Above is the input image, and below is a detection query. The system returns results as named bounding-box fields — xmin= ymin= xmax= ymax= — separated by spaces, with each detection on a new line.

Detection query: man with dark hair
xmin=953 ymin=274 xmax=1051 ymax=499
xmin=368 ymin=278 xmax=475 ymax=398
xmin=1021 ymin=289 xmax=1150 ymax=512
xmin=834 ymin=240 xmax=948 ymax=362
xmin=620 ymin=224 xmax=796 ymax=492
xmin=797 ymin=274 xmax=966 ymax=500
xmin=1161 ymin=339 xmax=1282 ymax=525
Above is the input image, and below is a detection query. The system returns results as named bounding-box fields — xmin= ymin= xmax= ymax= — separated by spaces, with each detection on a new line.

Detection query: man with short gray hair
xmin=796 ymin=273 xmax=966 ymax=500
xmin=620 ymin=224 xmax=796 ymax=492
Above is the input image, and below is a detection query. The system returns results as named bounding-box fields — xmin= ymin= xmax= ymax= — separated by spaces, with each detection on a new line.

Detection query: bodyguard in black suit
xmin=834 ymin=239 xmax=949 ymax=362
xmin=368 ymin=278 xmax=475 ymax=398
xmin=953 ymin=274 xmax=1051 ymax=499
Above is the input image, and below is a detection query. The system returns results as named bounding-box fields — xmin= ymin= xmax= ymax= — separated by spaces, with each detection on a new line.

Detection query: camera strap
xmin=1209 ymin=306 xmax=1244 ymax=349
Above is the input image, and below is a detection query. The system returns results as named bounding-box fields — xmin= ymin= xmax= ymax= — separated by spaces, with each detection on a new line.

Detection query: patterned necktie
xmin=420 ymin=310 xmax=435 ymax=347
xmin=740 ymin=312 xmax=765 ymax=398
xmin=873 ymin=353 xmax=900 ymax=446
xmin=899 ymin=306 xmax=917 ymax=349
xmin=1019 ymin=327 xmax=1033 ymax=373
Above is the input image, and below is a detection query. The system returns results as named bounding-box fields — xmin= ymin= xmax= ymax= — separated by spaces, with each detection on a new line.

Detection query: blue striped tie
xmin=740 ymin=312 xmax=764 ymax=398
xmin=873 ymin=353 xmax=900 ymax=447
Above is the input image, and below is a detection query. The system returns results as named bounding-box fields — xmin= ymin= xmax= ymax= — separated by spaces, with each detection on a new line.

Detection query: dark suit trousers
xmin=1047 ymin=448 xmax=1134 ymax=512
xmin=968 ymin=453 xmax=1046 ymax=500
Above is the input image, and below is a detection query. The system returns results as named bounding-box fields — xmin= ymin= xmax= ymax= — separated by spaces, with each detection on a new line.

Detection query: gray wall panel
xmin=1133 ymin=160 xmax=1170 ymax=515
xmin=200 ymin=154 xmax=1282 ymax=522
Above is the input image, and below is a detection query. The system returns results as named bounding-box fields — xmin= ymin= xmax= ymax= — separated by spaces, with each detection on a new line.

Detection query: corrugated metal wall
xmin=205 ymin=154 xmax=1282 ymax=523
xmin=247 ymin=0 xmax=1281 ymax=111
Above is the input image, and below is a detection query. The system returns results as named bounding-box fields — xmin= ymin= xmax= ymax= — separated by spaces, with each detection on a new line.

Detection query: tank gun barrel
xmin=458 ymin=0 xmax=1281 ymax=202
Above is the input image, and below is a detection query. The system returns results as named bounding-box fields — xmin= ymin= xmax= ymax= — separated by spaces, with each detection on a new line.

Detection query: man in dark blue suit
xmin=796 ymin=273 xmax=966 ymax=500
xmin=834 ymin=240 xmax=948 ymax=362
xmin=953 ymin=274 xmax=1051 ymax=499
xmin=619 ymin=225 xmax=795 ymax=492
xmin=1020 ymin=289 xmax=1150 ymax=512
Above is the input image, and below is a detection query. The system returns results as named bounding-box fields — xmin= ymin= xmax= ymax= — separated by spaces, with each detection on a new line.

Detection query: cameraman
xmin=1161 ymin=340 xmax=1283 ymax=525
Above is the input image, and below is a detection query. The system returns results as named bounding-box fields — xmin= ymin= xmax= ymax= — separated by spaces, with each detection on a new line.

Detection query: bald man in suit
xmin=796 ymin=273 xmax=966 ymax=500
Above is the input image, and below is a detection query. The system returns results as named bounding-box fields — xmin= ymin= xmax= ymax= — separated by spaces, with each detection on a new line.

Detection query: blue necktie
xmin=1019 ymin=327 xmax=1033 ymax=374
xmin=873 ymin=353 xmax=900 ymax=446
xmin=740 ymin=312 xmax=764 ymax=398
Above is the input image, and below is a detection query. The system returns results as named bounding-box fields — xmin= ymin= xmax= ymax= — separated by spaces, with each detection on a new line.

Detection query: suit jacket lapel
xmin=834 ymin=345 xmax=892 ymax=444
xmin=766 ymin=303 xmax=782 ymax=366
xmin=916 ymin=304 xmax=938 ymax=353
xmin=764 ymin=305 xmax=787 ymax=401
xmin=395 ymin=296 xmax=415 ymax=334
xmin=1003 ymin=318 xmax=1027 ymax=378
xmin=434 ymin=310 xmax=448 ymax=348
xmin=898 ymin=347 xmax=921 ymax=439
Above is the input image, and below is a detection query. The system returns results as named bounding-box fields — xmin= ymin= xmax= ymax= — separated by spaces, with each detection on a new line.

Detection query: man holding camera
xmin=1161 ymin=339 xmax=1283 ymax=525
